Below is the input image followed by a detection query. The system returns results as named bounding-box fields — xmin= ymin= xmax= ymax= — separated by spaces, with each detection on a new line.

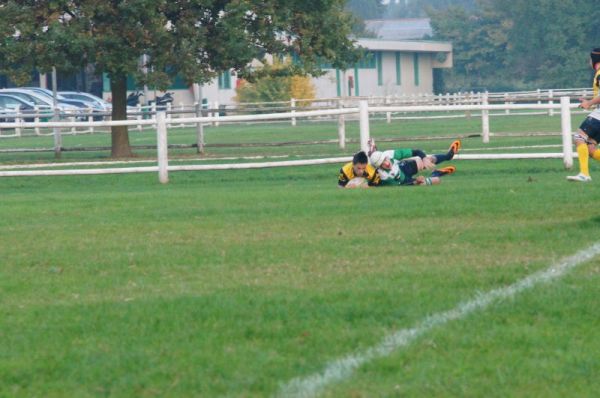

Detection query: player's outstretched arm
xmin=580 ymin=96 xmax=600 ymax=110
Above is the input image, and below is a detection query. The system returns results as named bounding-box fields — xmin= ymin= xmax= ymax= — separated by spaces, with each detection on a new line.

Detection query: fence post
xmin=151 ymin=102 xmax=157 ymax=129
xmin=291 ymin=98 xmax=297 ymax=127
xmin=88 ymin=108 xmax=94 ymax=134
xmin=15 ymin=106 xmax=22 ymax=137
xmin=34 ymin=106 xmax=41 ymax=136
xmin=560 ymin=96 xmax=573 ymax=169
xmin=179 ymin=102 xmax=186 ymax=127
xmin=70 ymin=115 xmax=77 ymax=135
xmin=193 ymin=83 xmax=205 ymax=155
xmin=166 ymin=102 xmax=172 ymax=127
xmin=211 ymin=101 xmax=218 ymax=127
xmin=137 ymin=104 xmax=143 ymax=131
xmin=338 ymin=100 xmax=346 ymax=149
xmin=53 ymin=107 xmax=62 ymax=159
xmin=504 ymin=93 xmax=510 ymax=115
xmin=195 ymin=100 xmax=205 ymax=155
xmin=156 ymin=111 xmax=169 ymax=184
xmin=549 ymin=90 xmax=554 ymax=117
xmin=482 ymin=92 xmax=490 ymax=143
xmin=359 ymin=100 xmax=370 ymax=153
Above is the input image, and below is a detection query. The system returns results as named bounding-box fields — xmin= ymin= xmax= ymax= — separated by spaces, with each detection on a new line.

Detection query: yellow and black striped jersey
xmin=338 ymin=162 xmax=380 ymax=187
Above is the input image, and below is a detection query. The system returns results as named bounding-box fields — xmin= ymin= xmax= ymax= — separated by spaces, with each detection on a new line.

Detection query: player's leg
xmin=367 ymin=138 xmax=377 ymax=156
xmin=431 ymin=165 xmax=456 ymax=177
xmin=415 ymin=176 xmax=441 ymax=185
xmin=567 ymin=130 xmax=591 ymax=181
xmin=568 ymin=117 xmax=600 ymax=181
xmin=398 ymin=159 xmax=420 ymax=185
xmin=430 ymin=139 xmax=462 ymax=165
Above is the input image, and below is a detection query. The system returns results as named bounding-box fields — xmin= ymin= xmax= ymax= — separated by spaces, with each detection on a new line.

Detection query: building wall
xmin=310 ymin=51 xmax=435 ymax=100
xmin=104 ymin=50 xmax=439 ymax=105
xmin=350 ymin=52 xmax=434 ymax=96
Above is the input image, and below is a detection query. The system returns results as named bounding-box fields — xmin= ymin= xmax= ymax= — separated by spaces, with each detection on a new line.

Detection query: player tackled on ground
xmin=368 ymin=139 xmax=461 ymax=186
xmin=567 ymin=48 xmax=600 ymax=182
xmin=338 ymin=151 xmax=381 ymax=188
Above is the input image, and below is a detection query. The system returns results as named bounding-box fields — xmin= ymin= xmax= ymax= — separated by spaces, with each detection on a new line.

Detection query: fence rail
xmin=0 ymin=87 xmax=594 ymax=138
xmin=0 ymin=96 xmax=580 ymax=181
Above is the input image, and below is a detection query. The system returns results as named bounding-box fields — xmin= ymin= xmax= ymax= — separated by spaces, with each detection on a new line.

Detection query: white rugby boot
xmin=567 ymin=173 xmax=592 ymax=182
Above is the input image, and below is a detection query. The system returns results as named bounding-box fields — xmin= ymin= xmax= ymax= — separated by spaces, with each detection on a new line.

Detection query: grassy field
xmin=1 ymin=115 xmax=600 ymax=397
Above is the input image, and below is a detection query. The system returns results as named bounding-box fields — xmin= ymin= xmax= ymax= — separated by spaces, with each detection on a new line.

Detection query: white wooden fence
xmin=0 ymin=87 xmax=592 ymax=138
xmin=0 ymin=97 xmax=580 ymax=181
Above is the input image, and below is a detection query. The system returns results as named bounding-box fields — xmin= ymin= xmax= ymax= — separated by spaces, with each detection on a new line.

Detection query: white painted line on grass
xmin=278 ymin=243 xmax=600 ymax=398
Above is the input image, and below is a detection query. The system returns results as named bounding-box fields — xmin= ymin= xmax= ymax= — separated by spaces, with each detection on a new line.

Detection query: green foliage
xmin=0 ymin=0 xmax=360 ymax=155
xmin=345 ymin=0 xmax=385 ymax=37
xmin=235 ymin=75 xmax=292 ymax=105
xmin=235 ymin=59 xmax=315 ymax=108
xmin=345 ymin=0 xmax=385 ymax=20
xmin=430 ymin=0 xmax=600 ymax=91
xmin=0 ymin=0 xmax=359 ymax=86
xmin=387 ymin=0 xmax=476 ymax=18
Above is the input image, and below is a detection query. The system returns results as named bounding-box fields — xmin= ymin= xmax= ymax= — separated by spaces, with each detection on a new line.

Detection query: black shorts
xmin=399 ymin=159 xmax=419 ymax=185
xmin=579 ymin=117 xmax=600 ymax=143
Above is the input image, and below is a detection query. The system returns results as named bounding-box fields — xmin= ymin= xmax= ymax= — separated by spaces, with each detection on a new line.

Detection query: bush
xmin=235 ymin=60 xmax=316 ymax=111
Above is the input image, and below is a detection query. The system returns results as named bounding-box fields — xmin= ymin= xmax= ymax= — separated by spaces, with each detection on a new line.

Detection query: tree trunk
xmin=110 ymin=74 xmax=134 ymax=157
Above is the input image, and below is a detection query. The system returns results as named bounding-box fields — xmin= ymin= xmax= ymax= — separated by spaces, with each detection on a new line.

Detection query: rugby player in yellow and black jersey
xmin=568 ymin=47 xmax=600 ymax=182
xmin=338 ymin=151 xmax=380 ymax=188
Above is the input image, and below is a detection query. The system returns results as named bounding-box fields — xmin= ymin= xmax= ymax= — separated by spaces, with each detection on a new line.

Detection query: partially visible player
xmin=567 ymin=48 xmax=600 ymax=182
xmin=338 ymin=151 xmax=380 ymax=188
xmin=369 ymin=139 xmax=460 ymax=186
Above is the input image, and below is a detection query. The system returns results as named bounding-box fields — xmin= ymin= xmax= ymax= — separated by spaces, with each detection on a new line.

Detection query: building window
xmin=355 ymin=52 xmax=376 ymax=69
xmin=395 ymin=52 xmax=402 ymax=85
xmin=218 ymin=71 xmax=231 ymax=90
xmin=336 ymin=69 xmax=341 ymax=97
xmin=413 ymin=53 xmax=420 ymax=86
xmin=377 ymin=52 xmax=383 ymax=86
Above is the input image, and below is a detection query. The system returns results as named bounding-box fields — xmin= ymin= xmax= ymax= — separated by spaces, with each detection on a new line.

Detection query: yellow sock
xmin=577 ymin=144 xmax=590 ymax=176
xmin=591 ymin=149 xmax=600 ymax=161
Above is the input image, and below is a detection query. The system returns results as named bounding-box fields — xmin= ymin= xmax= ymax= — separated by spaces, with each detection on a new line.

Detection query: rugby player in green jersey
xmin=368 ymin=139 xmax=460 ymax=186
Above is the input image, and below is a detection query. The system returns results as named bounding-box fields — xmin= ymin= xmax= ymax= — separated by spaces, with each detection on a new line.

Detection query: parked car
xmin=21 ymin=87 xmax=94 ymax=111
xmin=0 ymin=89 xmax=83 ymax=115
xmin=59 ymin=91 xmax=112 ymax=112
xmin=0 ymin=94 xmax=44 ymax=122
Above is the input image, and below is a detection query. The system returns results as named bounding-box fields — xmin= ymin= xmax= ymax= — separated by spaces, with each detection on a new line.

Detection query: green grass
xmin=1 ymin=111 xmax=599 ymax=396
xmin=1 ymin=154 xmax=600 ymax=397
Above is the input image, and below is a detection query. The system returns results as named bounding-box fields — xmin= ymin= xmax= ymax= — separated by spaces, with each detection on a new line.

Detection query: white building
xmin=101 ymin=18 xmax=452 ymax=105
xmin=311 ymin=38 xmax=452 ymax=98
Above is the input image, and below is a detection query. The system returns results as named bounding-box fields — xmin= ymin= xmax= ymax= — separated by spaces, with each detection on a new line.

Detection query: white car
xmin=59 ymin=91 xmax=112 ymax=112
xmin=0 ymin=88 xmax=81 ymax=114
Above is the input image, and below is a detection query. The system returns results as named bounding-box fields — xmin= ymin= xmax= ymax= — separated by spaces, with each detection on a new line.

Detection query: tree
xmin=386 ymin=0 xmax=476 ymax=19
xmin=345 ymin=0 xmax=385 ymax=20
xmin=0 ymin=0 xmax=359 ymax=157
xmin=429 ymin=0 xmax=600 ymax=92
xmin=429 ymin=2 xmax=509 ymax=91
